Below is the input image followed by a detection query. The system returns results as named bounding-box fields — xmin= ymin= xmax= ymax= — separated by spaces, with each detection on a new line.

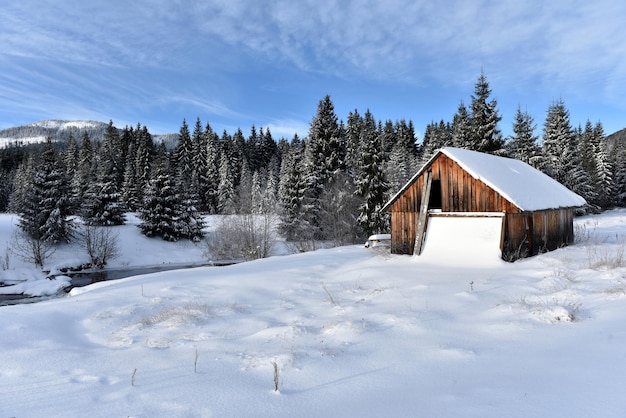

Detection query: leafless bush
xmin=574 ymin=223 xmax=592 ymax=244
xmin=285 ymin=239 xmax=319 ymax=254
xmin=81 ymin=224 xmax=120 ymax=269
xmin=502 ymin=238 xmax=528 ymax=262
xmin=1 ymin=246 xmax=10 ymax=270
xmin=586 ymin=243 xmax=625 ymax=270
xmin=11 ymin=230 xmax=55 ymax=268
xmin=203 ymin=213 xmax=278 ymax=262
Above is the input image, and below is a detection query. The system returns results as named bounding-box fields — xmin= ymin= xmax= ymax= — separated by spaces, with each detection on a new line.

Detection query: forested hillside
xmin=1 ymin=72 xmax=624 ymax=257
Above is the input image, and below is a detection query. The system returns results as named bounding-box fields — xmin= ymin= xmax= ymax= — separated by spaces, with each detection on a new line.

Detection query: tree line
xmin=1 ymin=71 xmax=624 ymax=253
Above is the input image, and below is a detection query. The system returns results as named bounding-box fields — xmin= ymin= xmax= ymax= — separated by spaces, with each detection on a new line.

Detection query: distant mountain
xmin=606 ymin=127 xmax=626 ymax=151
xmin=0 ymin=120 xmax=177 ymax=149
xmin=0 ymin=120 xmax=109 ymax=148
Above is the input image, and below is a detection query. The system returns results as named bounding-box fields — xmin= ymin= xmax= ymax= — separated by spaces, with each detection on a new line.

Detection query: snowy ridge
xmin=0 ymin=135 xmax=48 ymax=148
xmin=0 ymin=119 xmax=110 ymax=148
xmin=28 ymin=120 xmax=105 ymax=130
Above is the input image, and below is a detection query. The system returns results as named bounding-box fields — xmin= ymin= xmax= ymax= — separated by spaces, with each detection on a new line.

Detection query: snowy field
xmin=1 ymin=210 xmax=626 ymax=416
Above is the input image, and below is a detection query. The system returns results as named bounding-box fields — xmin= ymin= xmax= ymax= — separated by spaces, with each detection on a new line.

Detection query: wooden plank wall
xmin=387 ymin=153 xmax=576 ymax=258
xmin=504 ymin=208 xmax=575 ymax=257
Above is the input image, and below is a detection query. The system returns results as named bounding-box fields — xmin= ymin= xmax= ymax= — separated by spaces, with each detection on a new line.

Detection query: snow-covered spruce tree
xmin=451 ymin=101 xmax=473 ymax=149
xmin=344 ymin=109 xmax=363 ymax=174
xmin=204 ymin=124 xmax=221 ymax=214
xmin=613 ymin=141 xmax=626 ymax=207
xmin=542 ymin=100 xmax=596 ymax=212
xmin=82 ymin=155 xmax=126 ymax=226
xmin=228 ymin=128 xmax=246 ymax=190
xmin=172 ymin=118 xmax=205 ymax=240
xmin=278 ymin=137 xmax=309 ymax=241
xmin=420 ymin=120 xmax=452 ymax=164
xmin=82 ymin=121 xmax=126 ymax=225
xmin=121 ymin=140 xmax=140 ymax=211
xmin=191 ymin=118 xmax=209 ymax=211
xmin=134 ymin=124 xmax=154 ymax=206
xmin=506 ymin=106 xmax=540 ymax=166
xmin=301 ymin=95 xmax=343 ymax=240
xmin=217 ymin=152 xmax=236 ymax=214
xmin=175 ymin=119 xmax=194 ymax=188
xmin=356 ymin=110 xmax=389 ymax=237
xmin=63 ymin=133 xmax=79 ymax=213
xmin=385 ymin=119 xmax=419 ymax=194
xmin=591 ymin=122 xmax=615 ymax=210
xmin=69 ymin=132 xmax=94 ymax=212
xmin=8 ymin=154 xmax=34 ymax=214
xmin=175 ymin=192 xmax=205 ymax=242
xmin=138 ymin=146 xmax=179 ymax=241
xmin=101 ymin=120 xmax=125 ymax=189
xmin=470 ymin=70 xmax=503 ymax=154
xmin=18 ymin=137 xmax=73 ymax=244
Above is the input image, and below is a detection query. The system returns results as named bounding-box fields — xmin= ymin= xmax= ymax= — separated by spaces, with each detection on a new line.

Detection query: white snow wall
xmin=419 ymin=213 xmax=504 ymax=266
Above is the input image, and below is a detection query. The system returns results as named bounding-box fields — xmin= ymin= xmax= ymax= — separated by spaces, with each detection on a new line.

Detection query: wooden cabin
xmin=382 ymin=147 xmax=586 ymax=260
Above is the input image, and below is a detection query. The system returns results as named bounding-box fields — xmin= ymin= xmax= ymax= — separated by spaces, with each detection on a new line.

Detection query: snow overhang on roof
xmin=382 ymin=147 xmax=587 ymax=212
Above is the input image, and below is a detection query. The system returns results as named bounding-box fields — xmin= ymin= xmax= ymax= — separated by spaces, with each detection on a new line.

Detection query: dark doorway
xmin=429 ymin=179 xmax=442 ymax=209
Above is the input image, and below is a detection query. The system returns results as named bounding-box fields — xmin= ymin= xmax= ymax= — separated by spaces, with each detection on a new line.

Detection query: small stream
xmin=0 ymin=260 xmax=239 ymax=307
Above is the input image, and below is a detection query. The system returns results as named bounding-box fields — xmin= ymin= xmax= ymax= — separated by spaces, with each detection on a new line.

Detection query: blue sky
xmin=2 ymin=1 xmax=626 ymax=141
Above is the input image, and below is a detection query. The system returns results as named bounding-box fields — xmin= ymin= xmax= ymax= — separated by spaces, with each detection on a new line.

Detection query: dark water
xmin=0 ymin=261 xmax=238 ymax=307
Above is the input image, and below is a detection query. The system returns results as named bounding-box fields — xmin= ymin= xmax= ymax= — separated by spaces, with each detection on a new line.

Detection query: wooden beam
xmin=413 ymin=170 xmax=432 ymax=255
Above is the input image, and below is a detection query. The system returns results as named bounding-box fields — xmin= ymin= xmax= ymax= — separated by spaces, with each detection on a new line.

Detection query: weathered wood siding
xmin=387 ymin=153 xmax=577 ymax=259
xmin=505 ymin=208 xmax=574 ymax=257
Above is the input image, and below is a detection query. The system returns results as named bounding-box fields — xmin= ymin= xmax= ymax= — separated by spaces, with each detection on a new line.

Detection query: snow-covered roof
xmin=384 ymin=147 xmax=586 ymax=212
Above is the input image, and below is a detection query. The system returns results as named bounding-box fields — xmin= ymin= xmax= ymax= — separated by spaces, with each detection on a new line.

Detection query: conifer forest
xmin=1 ymin=73 xmax=625 ymax=255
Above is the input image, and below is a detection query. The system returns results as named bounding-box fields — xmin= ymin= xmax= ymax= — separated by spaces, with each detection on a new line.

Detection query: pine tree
xmin=217 ymin=153 xmax=236 ymax=214
xmin=204 ymin=124 xmax=221 ymax=213
xmin=507 ymin=106 xmax=540 ymax=165
xmin=420 ymin=120 xmax=452 ymax=164
xmin=8 ymin=155 xmax=34 ymax=214
xmin=70 ymin=132 xmax=94 ymax=209
xmin=101 ymin=120 xmax=125 ymax=189
xmin=592 ymin=122 xmax=614 ymax=209
xmin=82 ymin=155 xmax=126 ymax=226
xmin=83 ymin=129 xmax=126 ymax=226
xmin=451 ymin=101 xmax=472 ymax=149
xmin=301 ymin=95 xmax=342 ymax=239
xmin=138 ymin=148 xmax=179 ymax=241
xmin=191 ymin=118 xmax=209 ymax=210
xmin=278 ymin=137 xmax=308 ymax=241
xmin=134 ymin=124 xmax=153 ymax=205
xmin=355 ymin=110 xmax=389 ymax=237
xmin=345 ymin=109 xmax=363 ymax=174
xmin=470 ymin=71 xmax=503 ymax=153
xmin=542 ymin=100 xmax=595 ymax=211
xmin=613 ymin=142 xmax=626 ymax=207
xmin=175 ymin=193 xmax=205 ymax=242
xmin=175 ymin=119 xmax=194 ymax=190
xmin=18 ymin=137 xmax=73 ymax=243
xmin=122 ymin=140 xmax=140 ymax=211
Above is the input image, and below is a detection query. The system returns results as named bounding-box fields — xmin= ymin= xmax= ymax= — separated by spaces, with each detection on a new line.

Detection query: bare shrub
xmin=285 ymin=239 xmax=319 ymax=254
xmin=81 ymin=224 xmax=120 ymax=269
xmin=502 ymin=238 xmax=529 ymax=262
xmin=203 ymin=213 xmax=278 ymax=262
xmin=586 ymin=243 xmax=625 ymax=270
xmin=1 ymin=246 xmax=10 ymax=270
xmin=11 ymin=230 xmax=55 ymax=268
xmin=574 ymin=223 xmax=591 ymax=244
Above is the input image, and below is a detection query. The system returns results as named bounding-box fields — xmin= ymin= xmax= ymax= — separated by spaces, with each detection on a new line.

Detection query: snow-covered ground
xmin=2 ymin=210 xmax=626 ymax=417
